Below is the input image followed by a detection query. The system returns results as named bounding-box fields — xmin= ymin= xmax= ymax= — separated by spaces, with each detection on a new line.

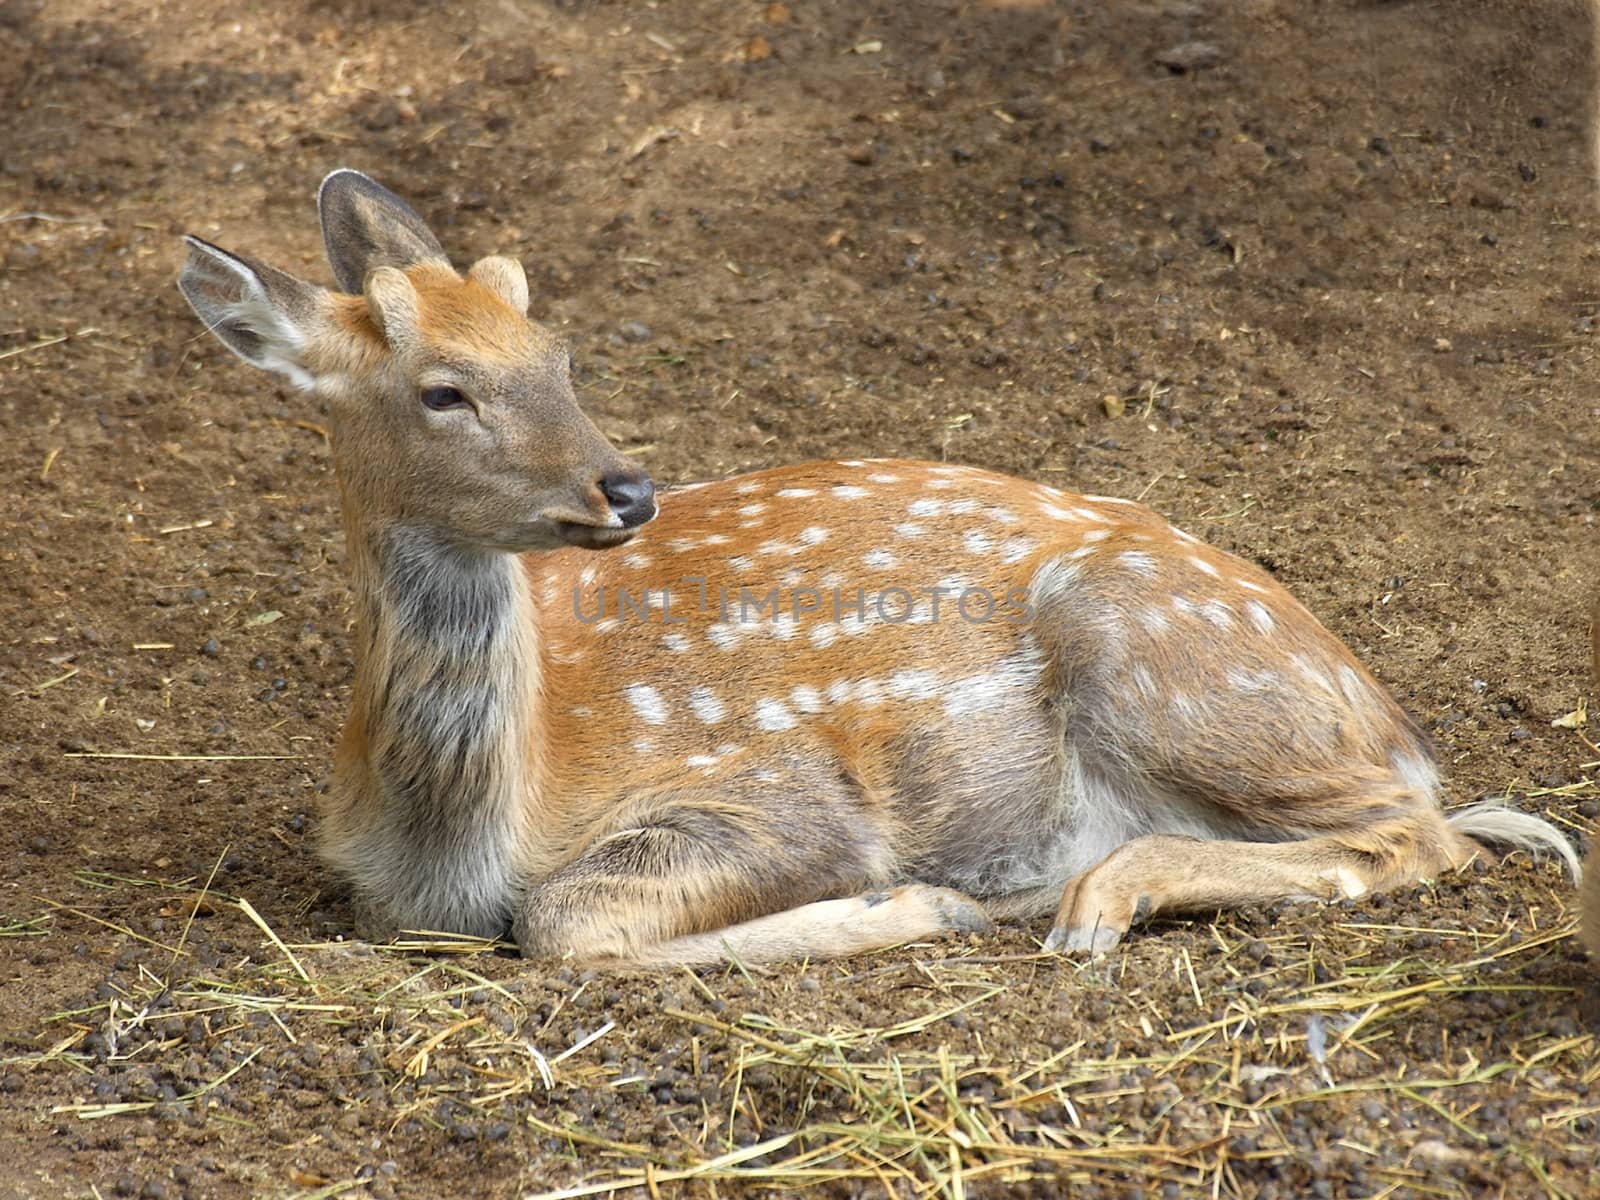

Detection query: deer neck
xmin=335 ymin=520 xmax=541 ymax=938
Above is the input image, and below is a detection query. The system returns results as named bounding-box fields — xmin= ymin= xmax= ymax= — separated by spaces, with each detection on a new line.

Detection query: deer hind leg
xmin=1045 ymin=808 xmax=1475 ymax=955
xmin=513 ymin=794 xmax=991 ymax=968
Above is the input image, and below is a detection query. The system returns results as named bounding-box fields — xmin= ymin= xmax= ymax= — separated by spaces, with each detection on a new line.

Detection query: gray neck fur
xmin=348 ymin=525 xmax=528 ymax=938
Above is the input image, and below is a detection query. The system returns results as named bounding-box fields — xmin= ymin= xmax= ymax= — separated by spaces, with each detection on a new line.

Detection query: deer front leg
xmin=1045 ymin=815 xmax=1469 ymax=954
xmin=512 ymin=799 xmax=991 ymax=967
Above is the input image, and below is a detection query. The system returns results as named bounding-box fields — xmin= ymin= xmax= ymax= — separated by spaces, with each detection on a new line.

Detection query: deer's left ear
xmin=177 ymin=236 xmax=325 ymax=390
xmin=318 ymin=168 xmax=451 ymax=294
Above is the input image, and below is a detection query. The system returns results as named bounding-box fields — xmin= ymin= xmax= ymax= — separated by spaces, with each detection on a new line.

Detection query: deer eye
xmin=421 ymin=386 xmax=468 ymax=411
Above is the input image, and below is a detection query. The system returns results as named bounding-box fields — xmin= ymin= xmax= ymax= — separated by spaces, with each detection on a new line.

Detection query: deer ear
xmin=363 ymin=266 xmax=422 ymax=350
xmin=177 ymin=236 xmax=323 ymax=389
xmin=317 ymin=169 xmax=450 ymax=294
xmin=467 ymin=256 xmax=530 ymax=314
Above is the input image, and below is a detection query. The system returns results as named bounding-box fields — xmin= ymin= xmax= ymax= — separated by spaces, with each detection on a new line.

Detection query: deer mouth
xmin=553 ymin=520 xmax=637 ymax=550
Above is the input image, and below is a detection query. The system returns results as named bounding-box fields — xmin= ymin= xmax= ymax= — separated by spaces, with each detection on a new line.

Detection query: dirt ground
xmin=3 ymin=0 xmax=1600 ymax=1196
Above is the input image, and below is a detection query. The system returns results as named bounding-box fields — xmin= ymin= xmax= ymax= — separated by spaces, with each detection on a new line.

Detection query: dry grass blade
xmin=237 ymin=897 xmax=313 ymax=985
xmin=521 ymin=1134 xmax=799 ymax=1200
xmin=50 ymin=1048 xmax=261 ymax=1120
xmin=61 ymin=751 xmax=301 ymax=761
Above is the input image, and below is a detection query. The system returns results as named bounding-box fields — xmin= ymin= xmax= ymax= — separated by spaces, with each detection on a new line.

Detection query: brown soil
xmin=3 ymin=1 xmax=1599 ymax=1197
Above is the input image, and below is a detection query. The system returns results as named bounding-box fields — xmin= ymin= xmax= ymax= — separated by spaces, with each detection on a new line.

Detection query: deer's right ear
xmin=178 ymin=236 xmax=323 ymax=390
xmin=318 ymin=169 xmax=450 ymax=294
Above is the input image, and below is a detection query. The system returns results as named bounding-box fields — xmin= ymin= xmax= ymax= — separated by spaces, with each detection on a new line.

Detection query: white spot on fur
xmin=987 ymin=507 xmax=1022 ymax=525
xmin=686 ymin=754 xmax=718 ymax=768
xmin=770 ymin=614 xmax=798 ymax=641
xmin=854 ymin=678 xmax=885 ymax=707
xmin=688 ymin=686 xmax=727 ymax=724
xmin=735 ymin=481 xmax=762 ymax=495
xmin=1001 ymin=537 xmax=1037 ymax=564
xmin=1118 ymin=551 xmax=1158 ymax=576
xmin=798 ymin=526 xmax=829 ymax=546
xmin=838 ymin=460 xmax=865 ymax=468
xmin=963 ymin=530 xmax=996 ymax=555
xmin=753 ymin=698 xmax=797 ymax=731
xmin=1130 ymin=664 xmax=1158 ymax=699
xmin=728 ymin=555 xmax=754 ymax=572
xmin=1245 ymin=600 xmax=1275 ymax=634
xmin=1170 ymin=692 xmax=1204 ymax=722
xmin=790 ymin=684 xmax=824 ymax=713
xmin=887 ymin=668 xmax=941 ymax=701
xmin=668 ymin=537 xmax=697 ymax=554
xmin=663 ymin=632 xmax=690 ymax=654
xmin=867 ymin=473 xmax=902 ymax=484
xmin=1292 ymin=654 xmax=1337 ymax=696
xmin=864 ymin=548 xmax=897 ymax=569
xmin=1069 ymin=507 xmax=1109 ymax=524
xmin=1189 ymin=556 xmax=1221 ymax=578
xmin=1200 ymin=599 xmax=1235 ymax=629
xmin=624 ymin=684 xmax=668 ymax=725
xmin=894 ymin=522 xmax=926 ymax=539
xmin=704 ymin=533 xmax=731 ymax=546
xmin=707 ymin=623 xmax=739 ymax=650
xmin=624 ymin=552 xmax=651 ymax=569
xmin=1134 ymin=607 xmax=1171 ymax=635
xmin=570 ymin=705 xmax=594 ymax=718
xmin=809 ymin=622 xmax=839 ymax=649
xmin=633 ymin=738 xmax=654 ymax=754
xmin=908 ymin=498 xmax=945 ymax=517
xmin=1337 ymin=665 xmax=1367 ymax=704
xmin=826 ymin=679 xmax=852 ymax=704
xmin=579 ymin=563 xmax=599 ymax=588
xmin=832 ymin=485 xmax=869 ymax=499
xmin=1081 ymin=529 xmax=1111 ymax=543
xmin=775 ymin=487 xmax=817 ymax=498
xmin=948 ymin=498 xmax=980 ymax=515
xmin=738 ymin=502 xmax=767 ymax=517
xmin=926 ymin=478 xmax=956 ymax=490
xmin=1236 ymin=577 xmax=1271 ymax=595
xmin=1225 ymin=666 xmax=1274 ymax=692
xmin=943 ymin=647 xmax=1043 ymax=716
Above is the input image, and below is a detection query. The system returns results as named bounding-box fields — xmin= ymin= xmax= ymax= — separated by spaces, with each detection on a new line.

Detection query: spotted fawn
xmin=177 ymin=170 xmax=1578 ymax=965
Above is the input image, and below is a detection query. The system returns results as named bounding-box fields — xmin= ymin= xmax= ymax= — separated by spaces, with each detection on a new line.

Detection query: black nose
xmin=598 ymin=468 xmax=656 ymax=528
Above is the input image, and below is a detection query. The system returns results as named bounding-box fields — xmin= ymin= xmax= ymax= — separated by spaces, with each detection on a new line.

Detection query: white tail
xmin=177 ymin=172 xmax=1577 ymax=966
